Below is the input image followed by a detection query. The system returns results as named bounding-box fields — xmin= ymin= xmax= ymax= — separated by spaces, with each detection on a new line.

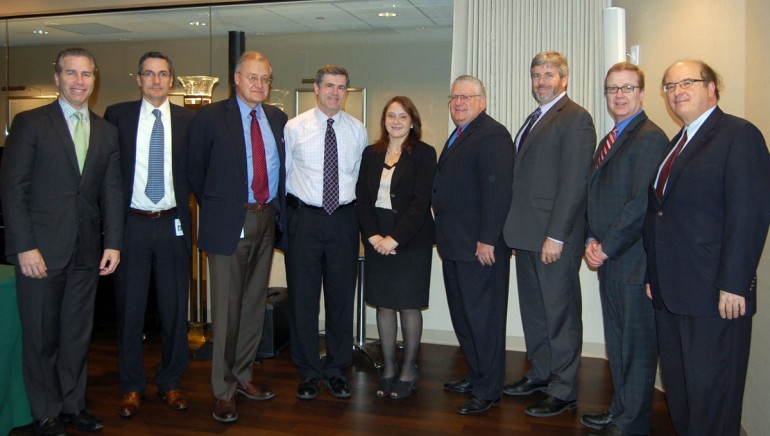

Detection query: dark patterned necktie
xmin=250 ymin=109 xmax=269 ymax=204
xmin=517 ymin=107 xmax=541 ymax=152
xmin=596 ymin=126 xmax=618 ymax=167
xmin=145 ymin=109 xmax=164 ymax=203
xmin=323 ymin=118 xmax=339 ymax=215
xmin=656 ymin=130 xmax=688 ymax=198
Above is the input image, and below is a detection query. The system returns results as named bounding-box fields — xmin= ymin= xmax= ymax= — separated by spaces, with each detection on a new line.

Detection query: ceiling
xmin=2 ymin=0 xmax=454 ymax=46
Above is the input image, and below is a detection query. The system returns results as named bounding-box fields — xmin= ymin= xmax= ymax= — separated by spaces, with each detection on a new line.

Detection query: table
xmin=0 ymin=265 xmax=32 ymax=433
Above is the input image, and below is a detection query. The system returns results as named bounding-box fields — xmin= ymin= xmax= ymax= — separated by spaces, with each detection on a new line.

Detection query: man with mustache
xmin=104 ymin=51 xmax=195 ymax=418
xmin=284 ymin=65 xmax=367 ymax=400
xmin=644 ymin=60 xmax=770 ymax=436
xmin=503 ymin=51 xmax=596 ymax=418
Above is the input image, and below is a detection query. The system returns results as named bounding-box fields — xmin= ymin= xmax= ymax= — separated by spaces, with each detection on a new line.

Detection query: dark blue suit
xmin=644 ymin=107 xmax=770 ymax=435
xmin=104 ymin=100 xmax=195 ymax=395
xmin=433 ymin=111 xmax=514 ymax=401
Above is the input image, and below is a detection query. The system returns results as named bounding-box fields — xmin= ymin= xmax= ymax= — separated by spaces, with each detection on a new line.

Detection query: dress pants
xmin=598 ymin=273 xmax=657 ymax=434
xmin=285 ymin=203 xmax=358 ymax=380
xmin=114 ymin=212 xmax=189 ymax=394
xmin=209 ymin=205 xmax=276 ymax=400
xmin=442 ymin=246 xmax=510 ymax=401
xmin=655 ymin=306 xmax=751 ymax=436
xmin=15 ymin=250 xmax=98 ymax=420
xmin=515 ymin=251 xmax=583 ymax=401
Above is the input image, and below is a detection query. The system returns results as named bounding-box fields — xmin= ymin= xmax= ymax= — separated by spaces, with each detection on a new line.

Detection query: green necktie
xmin=73 ymin=111 xmax=87 ymax=173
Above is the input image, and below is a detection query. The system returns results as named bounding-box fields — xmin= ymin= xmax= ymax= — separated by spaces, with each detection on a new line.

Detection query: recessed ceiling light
xmin=33 ymin=29 xmax=49 ymax=35
xmin=189 ymin=21 xmax=207 ymax=27
xmin=378 ymin=12 xmax=397 ymax=18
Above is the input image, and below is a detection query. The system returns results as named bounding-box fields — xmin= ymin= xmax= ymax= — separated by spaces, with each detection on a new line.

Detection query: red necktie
xmin=655 ymin=130 xmax=688 ymax=198
xmin=596 ymin=126 xmax=618 ymax=167
xmin=250 ymin=109 xmax=269 ymax=204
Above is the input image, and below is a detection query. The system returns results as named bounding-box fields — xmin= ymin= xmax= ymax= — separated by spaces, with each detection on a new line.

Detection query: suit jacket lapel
xmin=515 ymin=97 xmax=569 ymax=170
xmin=225 ymin=97 xmax=248 ymax=180
xmin=664 ymin=107 xmax=722 ymax=201
xmin=390 ymin=145 xmax=411 ymax=189
xmin=439 ymin=111 xmax=486 ymax=165
xmin=47 ymin=102 xmax=81 ymax=178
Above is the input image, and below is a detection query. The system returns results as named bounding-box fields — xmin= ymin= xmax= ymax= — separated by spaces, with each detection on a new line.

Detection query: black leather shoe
xmin=443 ymin=378 xmax=473 ymax=393
xmin=35 ymin=418 xmax=65 ymax=436
xmin=525 ymin=394 xmax=577 ymax=417
xmin=297 ymin=377 xmax=319 ymax=400
xmin=324 ymin=376 xmax=352 ymax=398
xmin=59 ymin=409 xmax=103 ymax=432
xmin=503 ymin=377 xmax=548 ymax=396
xmin=586 ymin=423 xmax=631 ymax=436
xmin=581 ymin=411 xmax=615 ymax=430
xmin=457 ymin=396 xmax=499 ymax=415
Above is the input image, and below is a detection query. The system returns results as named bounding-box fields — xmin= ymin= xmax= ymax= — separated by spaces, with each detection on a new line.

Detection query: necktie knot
xmin=327 ymin=118 xmax=334 ymax=128
xmin=152 ymin=108 xmax=161 ymax=119
xmin=530 ymin=107 xmax=542 ymax=122
xmin=73 ymin=111 xmax=83 ymax=122
xmin=457 ymin=127 xmax=463 ymax=136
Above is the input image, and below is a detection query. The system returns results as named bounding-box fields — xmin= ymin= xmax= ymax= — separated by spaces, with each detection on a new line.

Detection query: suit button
xmin=393 ymin=210 xmax=398 ymax=214
xmin=657 ymin=211 xmax=663 ymax=217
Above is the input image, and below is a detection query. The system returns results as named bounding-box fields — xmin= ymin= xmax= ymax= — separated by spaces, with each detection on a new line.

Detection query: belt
xmin=287 ymin=194 xmax=355 ymax=212
xmin=245 ymin=203 xmax=272 ymax=212
xmin=128 ymin=207 xmax=177 ymax=218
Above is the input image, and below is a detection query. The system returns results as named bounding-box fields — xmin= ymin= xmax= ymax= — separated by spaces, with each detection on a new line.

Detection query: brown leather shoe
xmin=120 ymin=391 xmax=143 ymax=418
xmin=236 ymin=380 xmax=275 ymax=401
xmin=212 ymin=398 xmax=238 ymax=424
xmin=158 ymin=389 xmax=189 ymax=410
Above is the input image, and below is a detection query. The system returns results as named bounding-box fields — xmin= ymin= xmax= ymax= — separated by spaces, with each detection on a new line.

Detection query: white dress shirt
xmin=131 ymin=98 xmax=176 ymax=211
xmin=285 ymin=107 xmax=368 ymax=206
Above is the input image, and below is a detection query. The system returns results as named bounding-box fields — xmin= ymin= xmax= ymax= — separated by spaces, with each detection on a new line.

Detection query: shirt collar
xmin=236 ymin=95 xmax=263 ymax=120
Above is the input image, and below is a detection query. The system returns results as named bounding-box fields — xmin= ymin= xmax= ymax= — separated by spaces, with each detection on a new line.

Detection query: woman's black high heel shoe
xmin=376 ymin=377 xmax=396 ymax=397
xmin=390 ymin=367 xmax=419 ymax=399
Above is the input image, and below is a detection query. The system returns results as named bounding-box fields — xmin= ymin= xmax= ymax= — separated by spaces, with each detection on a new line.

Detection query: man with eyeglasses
xmin=0 ymin=48 xmax=122 ymax=436
xmin=643 ymin=60 xmax=770 ymax=436
xmin=580 ymin=62 xmax=669 ymax=436
xmin=103 ymin=51 xmax=195 ymax=419
xmin=502 ymin=51 xmax=595 ymax=418
xmin=283 ymin=65 xmax=367 ymax=401
xmin=434 ymin=75 xmax=514 ymax=414
xmin=188 ymin=51 xmax=287 ymax=423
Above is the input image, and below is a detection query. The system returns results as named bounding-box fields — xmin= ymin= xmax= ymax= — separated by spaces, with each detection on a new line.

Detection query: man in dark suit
xmin=502 ymin=51 xmax=595 ymax=418
xmin=0 ymin=48 xmax=123 ymax=436
xmin=187 ymin=51 xmax=287 ymax=424
xmin=644 ymin=60 xmax=770 ymax=436
xmin=434 ymin=75 xmax=514 ymax=415
xmin=581 ymin=62 xmax=668 ymax=436
xmin=104 ymin=51 xmax=195 ymax=418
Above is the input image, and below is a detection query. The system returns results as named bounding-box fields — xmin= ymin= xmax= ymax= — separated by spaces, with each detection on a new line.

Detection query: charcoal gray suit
xmin=503 ymin=95 xmax=595 ymax=402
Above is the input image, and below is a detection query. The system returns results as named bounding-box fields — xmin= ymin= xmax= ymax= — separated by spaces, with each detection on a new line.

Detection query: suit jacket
xmin=586 ymin=111 xmax=668 ymax=284
xmin=187 ymin=96 xmax=288 ymax=255
xmin=643 ymin=107 xmax=770 ymax=317
xmin=356 ymin=141 xmax=436 ymax=250
xmin=103 ymin=100 xmax=195 ymax=252
xmin=504 ymin=96 xmax=596 ymax=256
xmin=433 ymin=111 xmax=514 ymax=262
xmin=0 ymin=101 xmax=123 ymax=268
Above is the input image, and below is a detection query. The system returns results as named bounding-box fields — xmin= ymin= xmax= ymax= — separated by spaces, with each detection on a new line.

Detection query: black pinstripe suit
xmin=586 ymin=111 xmax=668 ymax=434
xmin=432 ymin=110 xmax=514 ymax=401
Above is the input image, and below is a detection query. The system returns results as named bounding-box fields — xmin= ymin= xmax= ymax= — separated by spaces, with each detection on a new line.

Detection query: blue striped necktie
xmin=145 ymin=108 xmax=164 ymax=204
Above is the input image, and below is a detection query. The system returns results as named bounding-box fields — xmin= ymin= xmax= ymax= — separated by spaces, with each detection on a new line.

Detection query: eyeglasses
xmin=239 ymin=73 xmax=272 ymax=85
xmin=448 ymin=94 xmax=480 ymax=102
xmin=605 ymin=85 xmax=641 ymax=95
xmin=140 ymin=70 xmax=171 ymax=79
xmin=662 ymin=79 xmax=706 ymax=93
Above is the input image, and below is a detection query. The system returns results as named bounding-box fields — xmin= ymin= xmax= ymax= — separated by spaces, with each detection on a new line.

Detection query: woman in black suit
xmin=356 ymin=96 xmax=436 ymax=399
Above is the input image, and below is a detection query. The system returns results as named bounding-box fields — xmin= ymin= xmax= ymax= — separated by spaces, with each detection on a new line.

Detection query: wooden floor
xmin=11 ymin=329 xmax=676 ymax=435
